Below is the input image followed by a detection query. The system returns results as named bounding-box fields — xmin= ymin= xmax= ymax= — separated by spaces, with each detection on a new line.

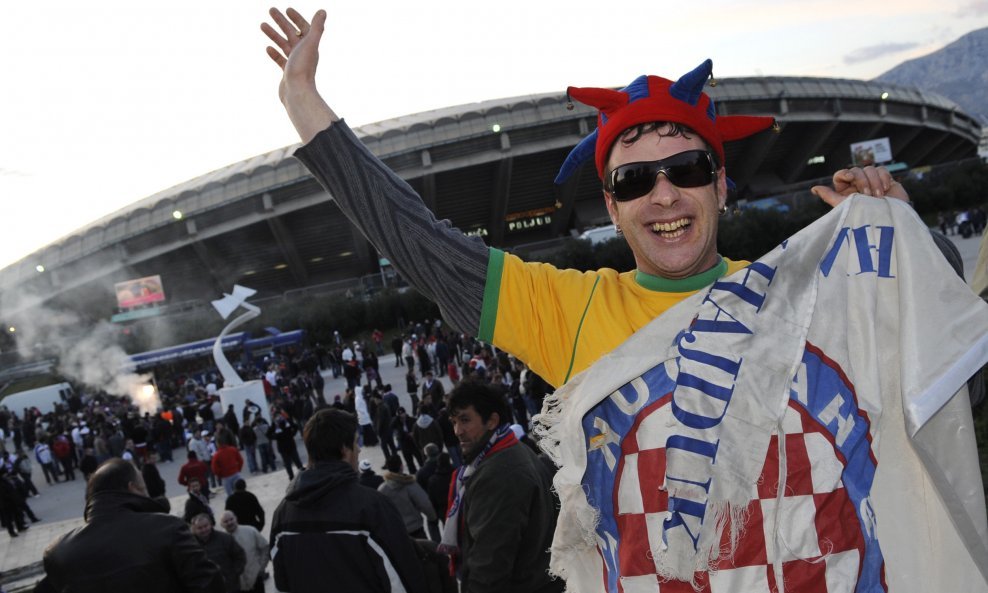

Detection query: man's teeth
xmin=651 ymin=219 xmax=690 ymax=233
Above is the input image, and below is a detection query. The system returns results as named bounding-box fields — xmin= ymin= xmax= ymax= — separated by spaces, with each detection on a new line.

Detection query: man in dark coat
xmin=36 ymin=459 xmax=222 ymax=592
xmin=191 ymin=513 xmax=246 ymax=593
xmin=270 ymin=409 xmax=427 ymax=593
xmin=446 ymin=382 xmax=562 ymax=593
xmin=141 ymin=453 xmax=167 ymax=498
xmin=267 ymin=415 xmax=304 ymax=480
xmin=224 ymin=479 xmax=265 ymax=532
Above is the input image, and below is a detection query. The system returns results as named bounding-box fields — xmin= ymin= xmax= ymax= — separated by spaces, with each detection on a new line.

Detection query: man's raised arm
xmin=260 ymin=8 xmax=490 ymax=334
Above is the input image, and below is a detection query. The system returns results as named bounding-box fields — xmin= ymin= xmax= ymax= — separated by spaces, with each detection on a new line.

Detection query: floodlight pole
xmin=212 ymin=302 xmax=260 ymax=386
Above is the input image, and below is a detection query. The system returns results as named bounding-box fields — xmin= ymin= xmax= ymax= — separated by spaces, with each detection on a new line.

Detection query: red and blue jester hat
xmin=554 ymin=59 xmax=777 ymax=185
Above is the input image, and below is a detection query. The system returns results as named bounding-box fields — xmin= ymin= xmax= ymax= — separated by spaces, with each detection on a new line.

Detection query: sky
xmin=2 ymin=0 xmax=987 ymax=271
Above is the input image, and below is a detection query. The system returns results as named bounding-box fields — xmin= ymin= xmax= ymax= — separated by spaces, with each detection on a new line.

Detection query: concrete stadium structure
xmin=0 ymin=76 xmax=981 ymax=323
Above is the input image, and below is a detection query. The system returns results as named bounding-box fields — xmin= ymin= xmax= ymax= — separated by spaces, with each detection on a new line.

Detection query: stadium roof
xmin=1 ymin=75 xmax=980 ymax=321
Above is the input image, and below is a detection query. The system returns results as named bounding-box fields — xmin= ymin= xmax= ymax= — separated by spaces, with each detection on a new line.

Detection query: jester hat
xmin=554 ymin=59 xmax=776 ymax=185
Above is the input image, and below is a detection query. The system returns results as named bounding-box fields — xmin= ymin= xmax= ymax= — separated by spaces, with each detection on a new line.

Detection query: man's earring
xmin=615 ymin=225 xmax=623 ymax=235
xmin=718 ymin=205 xmax=728 ymax=215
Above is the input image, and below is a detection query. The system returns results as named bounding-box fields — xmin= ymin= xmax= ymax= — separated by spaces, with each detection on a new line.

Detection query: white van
xmin=579 ymin=224 xmax=619 ymax=245
xmin=1 ymin=382 xmax=74 ymax=415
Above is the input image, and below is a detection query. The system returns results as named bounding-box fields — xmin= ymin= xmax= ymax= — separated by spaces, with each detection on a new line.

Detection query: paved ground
xmin=1 ymin=231 xmax=984 ymax=590
xmin=0 ymin=352 xmax=450 ymax=591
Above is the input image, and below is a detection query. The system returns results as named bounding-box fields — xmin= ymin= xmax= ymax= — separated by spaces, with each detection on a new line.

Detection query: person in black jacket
xmin=267 ymin=415 xmax=304 ymax=480
xmin=36 ymin=458 xmax=222 ymax=593
xmin=141 ymin=453 xmax=167 ymax=499
xmin=191 ymin=513 xmax=246 ymax=593
xmin=357 ymin=459 xmax=384 ymax=489
xmin=270 ymin=408 xmax=427 ymax=593
xmin=224 ymin=479 xmax=265 ymax=532
xmin=183 ymin=477 xmax=214 ymax=524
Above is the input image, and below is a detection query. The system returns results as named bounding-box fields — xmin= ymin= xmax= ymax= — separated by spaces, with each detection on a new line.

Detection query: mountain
xmin=875 ymin=27 xmax=988 ymax=124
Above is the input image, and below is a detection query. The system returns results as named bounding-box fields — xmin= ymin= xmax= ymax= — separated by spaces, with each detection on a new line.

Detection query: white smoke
xmin=57 ymin=321 xmax=159 ymax=415
xmin=4 ymin=291 xmax=161 ymax=415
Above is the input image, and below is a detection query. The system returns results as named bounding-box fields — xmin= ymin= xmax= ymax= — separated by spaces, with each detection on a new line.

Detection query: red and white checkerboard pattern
xmin=609 ymin=399 xmax=868 ymax=593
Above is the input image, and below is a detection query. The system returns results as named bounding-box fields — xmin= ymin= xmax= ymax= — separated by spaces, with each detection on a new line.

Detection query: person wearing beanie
xmin=357 ymin=458 xmax=383 ymax=490
xmin=411 ymin=412 xmax=443 ymax=455
xmin=263 ymin=10 xmax=988 ymax=593
xmin=377 ymin=454 xmax=435 ymax=540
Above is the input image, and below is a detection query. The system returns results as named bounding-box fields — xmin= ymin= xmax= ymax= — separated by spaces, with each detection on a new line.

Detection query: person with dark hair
xmin=442 ymin=381 xmax=561 ymax=592
xmin=141 ymin=452 xmax=167 ymax=499
xmin=178 ymin=450 xmax=210 ymax=493
xmin=267 ymin=415 xmax=303 ymax=480
xmin=211 ymin=431 xmax=244 ymax=496
xmin=269 ymin=408 xmax=427 ymax=593
xmin=238 ymin=415 xmax=259 ymax=475
xmin=378 ymin=453 xmax=436 ymax=539
xmin=224 ymin=479 xmax=265 ymax=532
xmin=426 ymin=453 xmax=453 ymax=530
xmin=36 ymin=459 xmax=222 ymax=592
xmin=191 ymin=513 xmax=246 ymax=593
xmin=13 ymin=450 xmax=38 ymax=497
xmin=392 ymin=407 xmax=423 ymax=474
xmin=183 ymin=477 xmax=214 ymax=525
xmin=252 ymin=417 xmax=276 ymax=473
xmin=0 ymin=468 xmax=28 ymax=537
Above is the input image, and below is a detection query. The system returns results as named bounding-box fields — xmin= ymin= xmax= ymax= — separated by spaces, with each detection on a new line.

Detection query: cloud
xmin=843 ymin=42 xmax=921 ymax=64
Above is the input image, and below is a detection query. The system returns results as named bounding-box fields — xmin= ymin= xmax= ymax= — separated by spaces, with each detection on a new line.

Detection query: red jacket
xmin=177 ymin=459 xmax=208 ymax=488
xmin=210 ymin=445 xmax=244 ymax=479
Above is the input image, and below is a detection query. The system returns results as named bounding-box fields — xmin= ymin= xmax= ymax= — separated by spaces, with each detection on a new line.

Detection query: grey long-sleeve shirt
xmin=294 ymin=121 xmax=490 ymax=334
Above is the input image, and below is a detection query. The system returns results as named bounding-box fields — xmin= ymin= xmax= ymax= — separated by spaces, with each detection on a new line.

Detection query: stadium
xmin=0 ymin=75 xmax=980 ymax=332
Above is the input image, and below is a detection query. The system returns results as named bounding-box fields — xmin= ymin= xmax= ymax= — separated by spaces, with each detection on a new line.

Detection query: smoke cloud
xmin=3 ymin=287 xmax=161 ymax=415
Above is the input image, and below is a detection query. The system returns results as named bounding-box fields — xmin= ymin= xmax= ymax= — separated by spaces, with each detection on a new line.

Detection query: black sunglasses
xmin=604 ymin=150 xmax=716 ymax=202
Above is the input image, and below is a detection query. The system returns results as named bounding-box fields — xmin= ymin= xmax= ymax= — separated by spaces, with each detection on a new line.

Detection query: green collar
xmin=634 ymin=258 xmax=727 ymax=292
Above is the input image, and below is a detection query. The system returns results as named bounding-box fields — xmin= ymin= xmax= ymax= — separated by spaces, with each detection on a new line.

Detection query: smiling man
xmin=260 ymin=8 xmax=988 ymax=593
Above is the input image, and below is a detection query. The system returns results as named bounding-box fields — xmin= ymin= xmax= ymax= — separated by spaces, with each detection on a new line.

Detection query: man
xmin=34 ymin=439 xmax=58 ymax=485
xmin=183 ymin=477 xmax=214 ymax=524
xmin=267 ymin=415 xmax=303 ymax=480
xmin=357 ymin=458 xmax=384 ymax=489
xmin=37 ymin=459 xmax=222 ymax=592
xmin=252 ymin=417 xmax=276 ymax=473
xmin=210 ymin=431 xmax=244 ymax=496
xmin=438 ymin=381 xmax=560 ymax=592
xmin=141 ymin=452 xmax=166 ymax=499
xmin=225 ymin=479 xmax=265 ymax=532
xmin=377 ymin=454 xmax=436 ymax=540
xmin=219 ymin=511 xmax=268 ymax=593
xmin=179 ymin=450 xmax=209 ymax=492
xmin=237 ymin=416 xmax=258 ymax=474
xmin=269 ymin=408 xmax=426 ymax=593
xmin=420 ymin=370 xmax=444 ymax=408
xmin=261 ymin=9 xmax=988 ymax=592
xmin=188 ymin=430 xmax=216 ymax=488
xmin=191 ymin=513 xmax=246 ymax=593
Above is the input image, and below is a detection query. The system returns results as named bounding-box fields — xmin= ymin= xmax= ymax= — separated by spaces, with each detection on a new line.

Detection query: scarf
xmin=439 ymin=424 xmax=518 ymax=573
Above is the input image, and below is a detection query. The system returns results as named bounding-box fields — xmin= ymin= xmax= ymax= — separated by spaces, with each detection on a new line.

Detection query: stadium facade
xmin=0 ymin=76 xmax=980 ymax=323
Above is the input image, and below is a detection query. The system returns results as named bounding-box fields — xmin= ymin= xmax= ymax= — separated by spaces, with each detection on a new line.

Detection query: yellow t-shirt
xmin=478 ymin=249 xmax=749 ymax=388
